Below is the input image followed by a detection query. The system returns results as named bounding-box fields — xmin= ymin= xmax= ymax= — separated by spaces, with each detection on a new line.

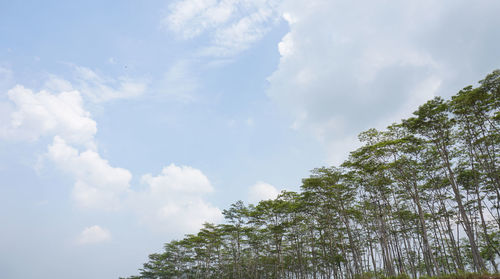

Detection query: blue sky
xmin=1 ymin=0 xmax=499 ymax=278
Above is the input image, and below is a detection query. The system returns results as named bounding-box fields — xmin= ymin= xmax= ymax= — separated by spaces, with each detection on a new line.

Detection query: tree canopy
xmin=123 ymin=70 xmax=500 ymax=279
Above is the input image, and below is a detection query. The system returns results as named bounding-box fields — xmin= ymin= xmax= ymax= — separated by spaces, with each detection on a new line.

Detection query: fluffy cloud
xmin=267 ymin=0 xmax=500 ymax=164
xmin=131 ymin=164 xmax=222 ymax=233
xmin=0 ymin=85 xmax=96 ymax=147
xmin=2 ymin=79 xmax=221 ymax=232
xmin=77 ymin=225 xmax=111 ymax=245
xmin=0 ymin=82 xmax=135 ymax=210
xmin=73 ymin=66 xmax=148 ymax=102
xmin=248 ymin=181 xmax=280 ymax=204
xmin=164 ymin=0 xmax=282 ymax=56
xmin=48 ymin=136 xmax=132 ymax=210
xmin=162 ymin=0 xmax=500 ymax=164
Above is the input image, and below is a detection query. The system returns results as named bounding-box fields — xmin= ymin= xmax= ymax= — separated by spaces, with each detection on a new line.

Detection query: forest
xmin=123 ymin=70 xmax=500 ymax=279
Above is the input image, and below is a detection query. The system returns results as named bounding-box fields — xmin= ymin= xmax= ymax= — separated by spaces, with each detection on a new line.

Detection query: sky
xmin=0 ymin=0 xmax=499 ymax=278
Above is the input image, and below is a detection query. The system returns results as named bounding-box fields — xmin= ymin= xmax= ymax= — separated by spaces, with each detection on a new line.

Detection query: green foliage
xmin=122 ymin=70 xmax=500 ymax=279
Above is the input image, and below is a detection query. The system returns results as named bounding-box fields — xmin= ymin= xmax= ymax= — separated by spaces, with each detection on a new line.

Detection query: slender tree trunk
xmin=413 ymin=186 xmax=440 ymax=276
xmin=435 ymin=141 xmax=486 ymax=271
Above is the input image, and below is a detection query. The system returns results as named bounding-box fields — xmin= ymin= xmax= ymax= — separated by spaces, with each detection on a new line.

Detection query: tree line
xmin=123 ymin=70 xmax=499 ymax=279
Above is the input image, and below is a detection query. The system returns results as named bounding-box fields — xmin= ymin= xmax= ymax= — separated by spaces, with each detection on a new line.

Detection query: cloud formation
xmin=1 ymin=85 xmax=96 ymax=147
xmin=73 ymin=66 xmax=148 ymax=103
xmin=77 ymin=225 xmax=111 ymax=245
xmin=267 ymin=0 xmax=500 ymax=164
xmin=1 ymin=79 xmax=221 ymax=234
xmin=131 ymin=164 xmax=222 ymax=233
xmin=165 ymin=0 xmax=500 ymax=164
xmin=164 ymin=0 xmax=282 ymax=56
xmin=248 ymin=181 xmax=280 ymax=204
xmin=48 ymin=136 xmax=132 ymax=210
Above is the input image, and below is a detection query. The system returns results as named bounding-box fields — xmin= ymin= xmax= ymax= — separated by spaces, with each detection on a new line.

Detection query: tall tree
xmin=404 ymin=97 xmax=487 ymax=271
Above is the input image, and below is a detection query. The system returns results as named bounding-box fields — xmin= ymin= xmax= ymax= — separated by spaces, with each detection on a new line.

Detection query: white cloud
xmin=166 ymin=0 xmax=235 ymax=38
xmin=1 ymin=82 xmax=132 ymax=210
xmin=142 ymin=163 xmax=213 ymax=194
xmin=164 ymin=0 xmax=282 ymax=56
xmin=48 ymin=136 xmax=132 ymax=210
xmin=248 ymin=181 xmax=280 ymax=204
xmin=2 ymin=78 xmax=221 ymax=236
xmin=73 ymin=66 xmax=148 ymax=102
xmin=77 ymin=225 xmax=111 ymax=245
xmin=267 ymin=0 xmax=500 ymax=165
xmin=0 ymin=85 xmax=96 ymax=147
xmin=131 ymin=164 xmax=222 ymax=233
xmin=278 ymin=32 xmax=294 ymax=58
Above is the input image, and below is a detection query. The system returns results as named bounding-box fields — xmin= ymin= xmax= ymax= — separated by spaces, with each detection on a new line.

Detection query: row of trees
xmin=124 ymin=70 xmax=500 ymax=279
